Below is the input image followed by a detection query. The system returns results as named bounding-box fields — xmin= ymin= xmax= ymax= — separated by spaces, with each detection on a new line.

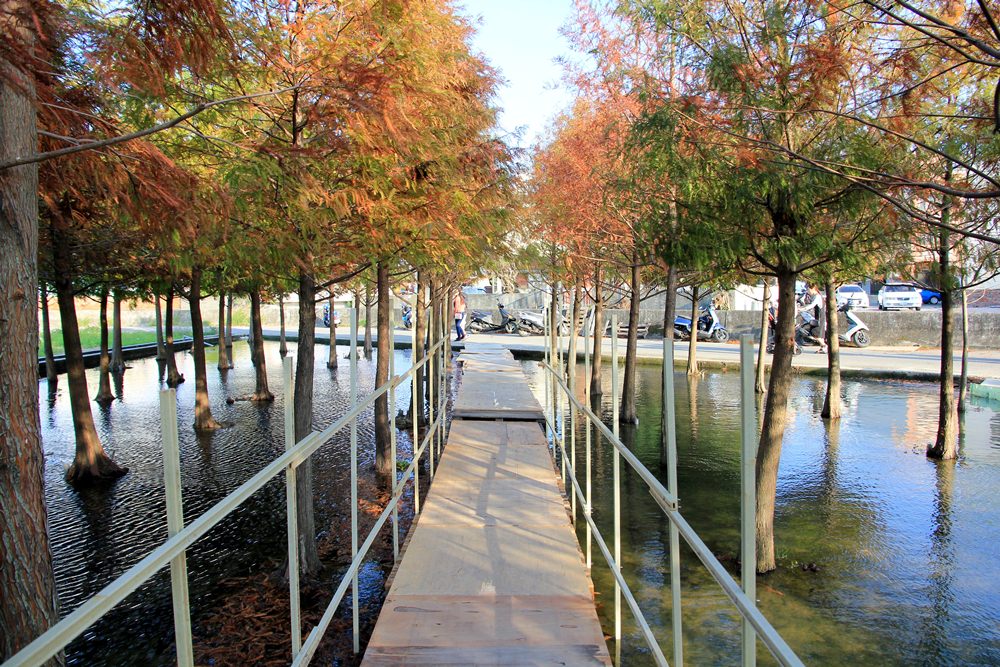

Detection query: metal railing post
xmin=412 ymin=336 xmax=421 ymax=516
xmin=438 ymin=307 xmax=446 ymax=458
xmin=569 ymin=310 xmax=577 ymax=522
xmin=611 ymin=313 xmax=621 ymax=657
xmin=428 ymin=304 xmax=436 ymax=479
xmin=557 ymin=305 xmax=567 ymax=488
xmin=349 ymin=308 xmax=359 ymax=654
xmin=282 ymin=359 xmax=301 ymax=657
xmin=390 ymin=310 xmax=399 ymax=562
xmin=160 ymin=389 xmax=193 ymax=667
xmin=663 ymin=337 xmax=682 ymax=666
xmin=542 ymin=306 xmax=550 ymax=443
xmin=584 ymin=312 xmax=592 ymax=569
xmin=554 ymin=309 xmax=559 ymax=460
xmin=740 ymin=335 xmax=758 ymax=667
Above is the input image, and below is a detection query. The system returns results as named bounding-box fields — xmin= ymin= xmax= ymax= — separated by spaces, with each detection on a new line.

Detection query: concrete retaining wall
xmin=479 ymin=304 xmax=999 ymax=349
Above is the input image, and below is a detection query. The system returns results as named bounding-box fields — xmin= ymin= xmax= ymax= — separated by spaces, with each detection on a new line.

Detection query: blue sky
xmin=456 ymin=0 xmax=577 ymax=149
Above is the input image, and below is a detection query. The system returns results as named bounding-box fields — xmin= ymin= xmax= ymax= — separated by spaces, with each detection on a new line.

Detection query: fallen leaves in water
xmin=192 ymin=468 xmax=419 ymax=666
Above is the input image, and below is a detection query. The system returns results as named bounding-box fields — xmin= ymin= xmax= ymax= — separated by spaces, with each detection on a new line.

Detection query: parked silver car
xmin=835 ymin=284 xmax=870 ymax=309
xmin=878 ymin=283 xmax=922 ymax=310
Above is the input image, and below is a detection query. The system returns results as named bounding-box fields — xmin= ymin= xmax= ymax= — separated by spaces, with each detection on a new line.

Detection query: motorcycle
xmin=467 ymin=309 xmax=492 ymax=333
xmin=401 ymin=304 xmax=413 ymax=330
xmin=466 ymin=301 xmax=519 ymax=334
xmin=322 ymin=304 xmax=341 ymax=328
xmin=765 ymin=308 xmax=802 ymax=355
xmin=674 ymin=305 xmax=730 ymax=343
xmin=794 ymin=302 xmax=871 ymax=350
xmin=795 ymin=310 xmax=825 ymax=349
xmin=515 ymin=309 xmax=570 ymax=336
xmin=838 ymin=304 xmax=871 ymax=347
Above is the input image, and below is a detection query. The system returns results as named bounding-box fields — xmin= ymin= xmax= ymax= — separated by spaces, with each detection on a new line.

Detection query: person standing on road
xmin=453 ymin=291 xmax=467 ymax=341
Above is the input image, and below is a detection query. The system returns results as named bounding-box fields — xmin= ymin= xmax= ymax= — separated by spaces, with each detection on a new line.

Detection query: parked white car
xmin=878 ymin=283 xmax=922 ymax=310
xmin=835 ymin=284 xmax=870 ymax=309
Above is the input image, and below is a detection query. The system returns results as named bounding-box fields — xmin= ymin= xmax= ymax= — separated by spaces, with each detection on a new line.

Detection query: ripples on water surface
xmin=523 ymin=361 xmax=1000 ymax=666
xmin=40 ymin=341 xmax=418 ymax=665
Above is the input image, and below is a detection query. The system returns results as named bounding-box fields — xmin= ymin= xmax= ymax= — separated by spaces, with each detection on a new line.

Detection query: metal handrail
xmin=4 ymin=312 xmax=450 ymax=667
xmin=540 ymin=323 xmax=804 ymax=666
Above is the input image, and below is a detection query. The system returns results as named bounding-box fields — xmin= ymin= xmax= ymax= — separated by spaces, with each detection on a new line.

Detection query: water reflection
xmin=39 ymin=341 xmax=419 ymax=665
xmin=523 ymin=362 xmax=1000 ymax=666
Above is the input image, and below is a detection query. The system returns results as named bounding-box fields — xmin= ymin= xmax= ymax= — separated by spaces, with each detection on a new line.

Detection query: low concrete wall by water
xmin=712 ymin=309 xmax=1000 ymax=349
xmin=483 ymin=303 xmax=999 ymax=349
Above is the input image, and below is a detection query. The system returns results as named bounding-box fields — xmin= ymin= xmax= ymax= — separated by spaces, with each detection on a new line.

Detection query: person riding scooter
xmin=796 ymin=285 xmax=827 ymax=352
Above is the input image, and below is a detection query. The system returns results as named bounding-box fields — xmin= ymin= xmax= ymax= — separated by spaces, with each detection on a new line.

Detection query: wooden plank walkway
xmin=361 ymin=344 xmax=611 ymax=666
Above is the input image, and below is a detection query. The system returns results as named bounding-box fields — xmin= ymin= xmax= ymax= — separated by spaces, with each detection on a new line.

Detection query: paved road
xmin=460 ymin=332 xmax=1000 ymax=381
xmin=247 ymin=327 xmax=1000 ymax=381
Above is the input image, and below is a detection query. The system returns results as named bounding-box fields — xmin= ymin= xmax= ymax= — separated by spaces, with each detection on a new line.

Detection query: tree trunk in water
xmin=40 ymin=285 xmax=59 ymax=387
xmin=247 ymin=303 xmax=256 ymax=367
xmin=293 ymin=270 xmax=322 ymax=576
xmin=164 ymin=287 xmax=184 ymax=386
xmin=0 ymin=36 xmax=62 ymax=656
xmin=958 ymin=283 xmax=969 ymax=414
xmin=217 ymin=291 xmax=229 ymax=370
xmin=190 ymin=270 xmax=222 ymax=431
xmin=821 ymin=279 xmax=842 ymax=419
xmin=54 ymin=261 xmax=127 ymax=484
xmin=225 ymin=294 xmax=234 ymax=368
xmin=279 ymin=293 xmax=288 ymax=357
xmin=660 ymin=265 xmax=678 ymax=466
xmin=550 ymin=282 xmax=559 ymax=370
xmin=621 ymin=249 xmax=641 ymax=424
xmin=327 ymin=293 xmax=338 ymax=369
xmin=110 ymin=290 xmax=125 ymax=374
xmin=590 ymin=266 xmax=604 ymax=396
xmin=95 ymin=288 xmax=114 ymax=404
xmin=569 ymin=278 xmax=582 ymax=386
xmin=155 ymin=292 xmax=166 ymax=361
xmin=755 ymin=271 xmax=797 ymax=573
xmin=250 ymin=289 xmax=273 ymax=401
xmin=364 ymin=282 xmax=373 ymax=360
xmin=375 ymin=262 xmax=393 ymax=478
xmin=352 ymin=290 xmax=361 ymax=358
xmin=755 ymin=280 xmax=770 ymax=394
xmin=928 ymin=220 xmax=957 ymax=459
xmin=411 ymin=273 xmax=427 ymax=425
xmin=427 ymin=279 xmax=438 ymax=399
xmin=686 ymin=286 xmax=699 ymax=376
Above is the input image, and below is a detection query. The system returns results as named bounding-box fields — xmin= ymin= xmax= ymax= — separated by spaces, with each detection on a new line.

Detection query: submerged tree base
xmin=66 ymin=455 xmax=128 ymax=486
xmin=926 ymin=442 xmax=958 ymax=460
xmin=194 ymin=418 xmax=229 ymax=432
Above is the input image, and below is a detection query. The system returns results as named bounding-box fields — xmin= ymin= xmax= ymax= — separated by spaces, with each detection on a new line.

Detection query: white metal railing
xmin=5 ymin=304 xmax=450 ymax=667
xmin=541 ymin=310 xmax=804 ymax=667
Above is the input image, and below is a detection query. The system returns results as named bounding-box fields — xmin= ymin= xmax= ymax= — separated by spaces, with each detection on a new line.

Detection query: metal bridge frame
xmin=540 ymin=309 xmax=805 ymax=667
xmin=4 ymin=304 xmax=451 ymax=667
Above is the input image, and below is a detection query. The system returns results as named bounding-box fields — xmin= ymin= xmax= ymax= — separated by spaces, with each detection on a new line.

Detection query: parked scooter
xmin=837 ymin=304 xmax=871 ymax=347
xmin=467 ymin=309 xmax=492 ymax=333
xmin=467 ymin=301 xmax=519 ymax=334
xmin=674 ymin=305 xmax=730 ymax=343
xmin=401 ymin=304 xmax=413 ymax=330
xmin=516 ymin=309 xmax=569 ymax=336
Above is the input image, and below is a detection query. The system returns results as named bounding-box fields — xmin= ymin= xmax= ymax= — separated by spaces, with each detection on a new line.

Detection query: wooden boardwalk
xmin=361 ymin=344 xmax=611 ymax=666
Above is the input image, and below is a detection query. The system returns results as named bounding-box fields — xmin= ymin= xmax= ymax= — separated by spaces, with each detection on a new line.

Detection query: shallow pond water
xmin=39 ymin=340 xmax=422 ymax=665
xmin=522 ymin=360 xmax=1000 ymax=666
